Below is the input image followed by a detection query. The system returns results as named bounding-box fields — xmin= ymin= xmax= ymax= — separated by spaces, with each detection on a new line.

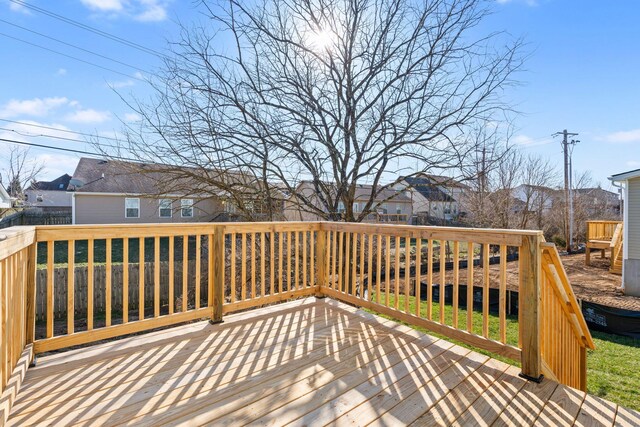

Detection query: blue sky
xmin=0 ymin=0 xmax=638 ymax=189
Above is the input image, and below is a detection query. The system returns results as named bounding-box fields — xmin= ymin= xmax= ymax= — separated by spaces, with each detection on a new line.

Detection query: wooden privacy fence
xmin=34 ymin=260 xmax=208 ymax=322
xmin=0 ymin=221 xmax=595 ymax=404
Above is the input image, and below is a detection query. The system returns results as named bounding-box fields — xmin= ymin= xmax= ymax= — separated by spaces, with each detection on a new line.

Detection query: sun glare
xmin=310 ymin=29 xmax=335 ymax=51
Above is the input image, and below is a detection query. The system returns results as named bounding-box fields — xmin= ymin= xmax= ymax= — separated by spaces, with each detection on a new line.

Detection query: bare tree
xmin=460 ymin=120 xmax=514 ymax=227
xmin=516 ymin=154 xmax=559 ymax=230
xmin=0 ymin=146 xmax=43 ymax=204
xmin=114 ymin=0 xmax=523 ymax=222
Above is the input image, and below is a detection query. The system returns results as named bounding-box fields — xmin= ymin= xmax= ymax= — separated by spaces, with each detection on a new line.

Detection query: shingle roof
xmin=353 ymin=184 xmax=411 ymax=203
xmin=28 ymin=174 xmax=71 ymax=191
xmin=403 ymin=176 xmax=455 ymax=202
xmin=70 ymin=158 xmax=225 ymax=196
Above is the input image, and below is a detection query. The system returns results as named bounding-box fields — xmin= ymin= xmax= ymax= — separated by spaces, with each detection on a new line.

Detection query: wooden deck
xmin=7 ymin=298 xmax=639 ymax=426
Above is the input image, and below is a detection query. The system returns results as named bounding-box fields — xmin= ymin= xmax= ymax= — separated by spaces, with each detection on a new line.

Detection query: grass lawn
xmin=369 ymin=293 xmax=640 ymax=411
xmin=36 ymin=236 xmax=200 ymax=266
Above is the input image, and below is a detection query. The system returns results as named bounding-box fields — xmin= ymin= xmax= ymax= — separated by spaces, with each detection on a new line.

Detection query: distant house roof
xmin=27 ymin=174 xmax=72 ymax=191
xmin=609 ymin=168 xmax=640 ymax=182
xmin=353 ymin=184 xmax=411 ymax=203
xmin=70 ymin=157 xmax=224 ymax=196
xmin=415 ymin=173 xmax=470 ymax=190
xmin=403 ymin=176 xmax=455 ymax=202
xmin=513 ymin=183 xmax=557 ymax=193
xmin=573 ymin=187 xmax=618 ymax=197
xmin=70 ymin=157 xmax=266 ymax=199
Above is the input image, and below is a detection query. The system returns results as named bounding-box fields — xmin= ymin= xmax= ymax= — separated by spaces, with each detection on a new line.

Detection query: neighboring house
xmin=24 ymin=174 xmax=73 ymax=211
xmin=284 ymin=181 xmax=412 ymax=223
xmin=395 ymin=174 xmax=468 ymax=222
xmin=69 ymin=158 xmax=224 ymax=224
xmin=512 ymin=184 xmax=556 ymax=213
xmin=609 ymin=168 xmax=640 ymax=297
xmin=0 ymin=185 xmax=10 ymax=209
xmin=573 ymin=187 xmax=621 ymax=217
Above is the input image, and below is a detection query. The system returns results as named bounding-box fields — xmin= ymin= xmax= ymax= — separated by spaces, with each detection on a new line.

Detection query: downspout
xmin=71 ymin=193 xmax=76 ymax=225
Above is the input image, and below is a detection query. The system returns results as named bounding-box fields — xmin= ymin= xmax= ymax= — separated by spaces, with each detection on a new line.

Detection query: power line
xmin=8 ymin=0 xmax=169 ymax=60
xmin=0 ymin=137 xmax=138 ymax=162
xmin=0 ymin=126 xmax=125 ymax=153
xmin=0 ymin=18 xmax=149 ymax=75
xmin=0 ymin=118 xmax=124 ymax=143
xmin=0 ymin=31 xmax=147 ymax=82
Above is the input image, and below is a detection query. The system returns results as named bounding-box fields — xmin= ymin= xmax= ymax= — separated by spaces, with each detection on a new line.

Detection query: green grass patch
xmin=368 ymin=292 xmax=640 ymax=411
xmin=588 ymin=332 xmax=640 ymax=410
xmin=36 ymin=236 xmax=200 ymax=267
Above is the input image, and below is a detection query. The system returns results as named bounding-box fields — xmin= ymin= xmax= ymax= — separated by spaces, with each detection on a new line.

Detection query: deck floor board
xmin=7 ymin=298 xmax=638 ymax=426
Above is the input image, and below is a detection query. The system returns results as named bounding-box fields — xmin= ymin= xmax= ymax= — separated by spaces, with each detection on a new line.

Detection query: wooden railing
xmin=0 ymin=227 xmax=36 ymax=419
xmin=610 ymin=223 xmax=623 ymax=274
xmin=0 ymin=221 xmax=595 ymax=411
xmin=540 ymin=243 xmax=595 ymax=390
xmin=362 ymin=213 xmax=409 ymax=224
xmin=586 ymin=220 xmax=622 ymax=241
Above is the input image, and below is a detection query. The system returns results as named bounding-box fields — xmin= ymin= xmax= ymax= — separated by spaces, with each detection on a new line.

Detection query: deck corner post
xmin=211 ymin=225 xmax=225 ymax=324
xmin=315 ymin=226 xmax=327 ymax=297
xmin=519 ymin=233 xmax=543 ymax=382
xmin=25 ymin=242 xmax=37 ymax=344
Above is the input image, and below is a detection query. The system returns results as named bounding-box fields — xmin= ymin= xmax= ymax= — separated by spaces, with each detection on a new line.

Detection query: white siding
xmin=628 ymin=178 xmax=640 ymax=259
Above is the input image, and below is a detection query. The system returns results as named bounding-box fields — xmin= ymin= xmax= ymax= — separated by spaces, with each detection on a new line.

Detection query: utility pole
xmin=553 ymin=129 xmax=578 ymax=253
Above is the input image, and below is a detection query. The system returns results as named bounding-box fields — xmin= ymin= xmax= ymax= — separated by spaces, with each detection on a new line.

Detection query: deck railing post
xmin=211 ymin=225 xmax=225 ymax=324
xmin=519 ymin=233 xmax=543 ymax=382
xmin=25 ymin=243 xmax=36 ymax=345
xmin=315 ymin=226 xmax=327 ymax=297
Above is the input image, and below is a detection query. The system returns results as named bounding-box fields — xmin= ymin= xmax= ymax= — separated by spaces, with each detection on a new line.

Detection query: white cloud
xmin=0 ymin=97 xmax=69 ymax=118
xmin=512 ymin=134 xmax=552 ymax=147
xmin=496 ymin=0 xmax=538 ymax=5
xmin=79 ymin=0 xmax=169 ymax=22
xmin=124 ymin=112 xmax=141 ymax=122
xmin=600 ymin=129 xmax=640 ymax=144
xmin=107 ymin=79 xmax=135 ymax=88
xmin=8 ymin=0 xmax=30 ymax=13
xmin=80 ymin=0 xmax=123 ymax=12
xmin=56 ymin=68 xmax=67 ymax=76
xmin=626 ymin=160 xmax=640 ymax=168
xmin=33 ymin=153 xmax=80 ymax=181
xmin=65 ymin=109 xmax=111 ymax=124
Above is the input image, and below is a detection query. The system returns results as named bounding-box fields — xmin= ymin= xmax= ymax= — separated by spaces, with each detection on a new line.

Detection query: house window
xmin=396 ymin=204 xmax=402 ymax=214
xmin=353 ymin=202 xmax=359 ymax=213
xmin=36 ymin=194 xmax=43 ymax=202
xmin=159 ymin=199 xmax=172 ymax=218
xmin=181 ymin=199 xmax=194 ymax=218
xmin=125 ymin=198 xmax=140 ymax=218
xmin=337 ymin=202 xmax=345 ymax=213
xmin=58 ymin=183 xmax=64 ymax=189
xmin=224 ymin=201 xmax=237 ymax=214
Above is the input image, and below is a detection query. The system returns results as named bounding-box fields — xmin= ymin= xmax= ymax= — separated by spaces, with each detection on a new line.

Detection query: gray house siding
xmin=74 ymin=194 xmax=222 ymax=224
xmin=624 ymin=177 xmax=640 ymax=296
xmin=627 ymin=178 xmax=640 ymax=259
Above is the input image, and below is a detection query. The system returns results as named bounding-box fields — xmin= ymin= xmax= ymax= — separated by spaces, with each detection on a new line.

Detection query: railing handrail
xmin=0 ymin=226 xmax=36 ymax=259
xmin=541 ymin=242 xmax=595 ymax=349
xmin=0 ymin=220 xmax=594 ymax=398
xmin=610 ymin=223 xmax=623 ymax=249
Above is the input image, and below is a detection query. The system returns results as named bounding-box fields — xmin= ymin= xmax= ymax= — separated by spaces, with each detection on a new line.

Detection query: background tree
xmin=0 ymin=146 xmax=43 ymax=205
xmin=114 ymin=0 xmax=523 ymax=221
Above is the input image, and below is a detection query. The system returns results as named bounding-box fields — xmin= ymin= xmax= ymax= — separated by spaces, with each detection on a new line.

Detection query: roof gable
xmin=403 ymin=176 xmax=455 ymax=202
xmin=28 ymin=174 xmax=72 ymax=191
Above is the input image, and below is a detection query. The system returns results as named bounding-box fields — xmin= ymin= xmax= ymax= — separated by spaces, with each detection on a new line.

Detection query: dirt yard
xmin=469 ymin=252 xmax=635 ymax=311
xmin=383 ymin=250 xmax=635 ymax=311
